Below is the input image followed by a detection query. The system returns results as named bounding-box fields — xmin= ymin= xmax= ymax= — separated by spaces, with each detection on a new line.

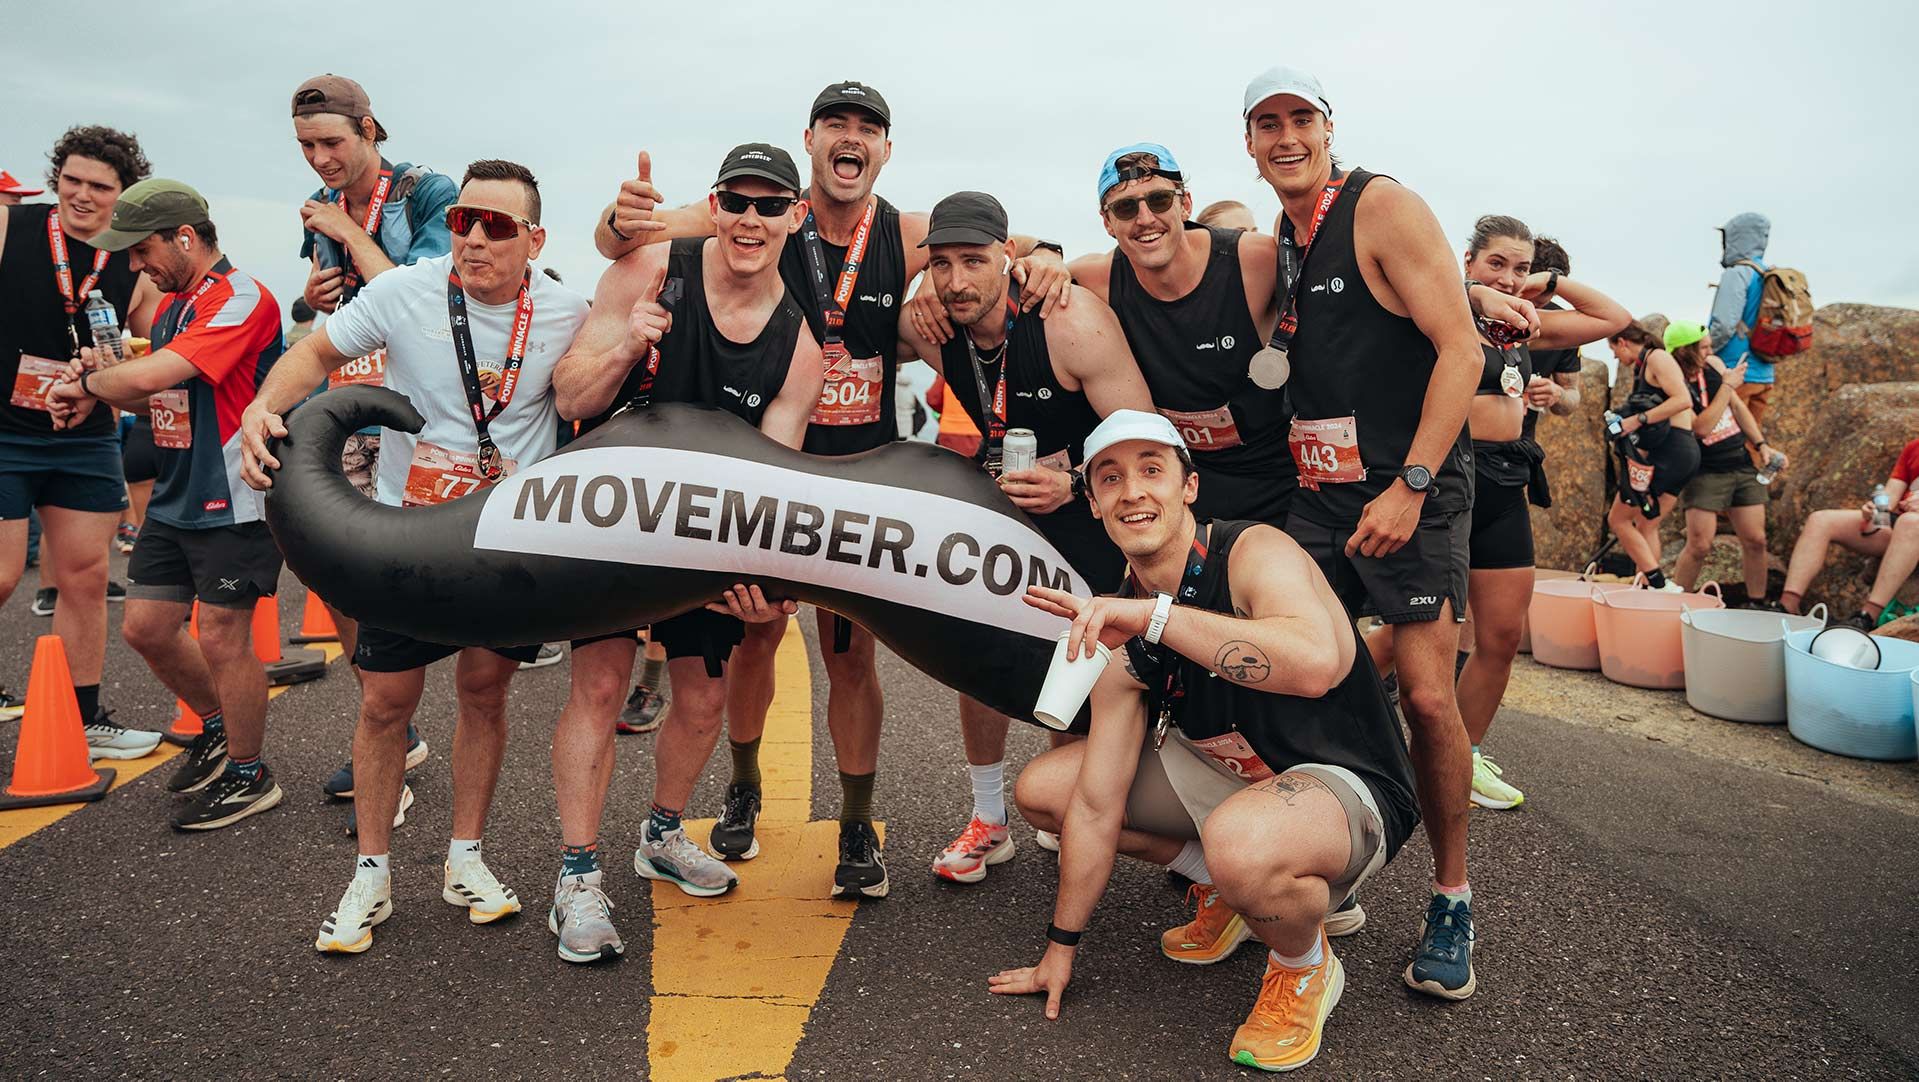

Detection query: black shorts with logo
xmin=353 ymin=623 xmax=543 ymax=674
xmin=126 ymin=520 xmax=283 ymax=610
xmin=1285 ymin=511 xmax=1470 ymax=625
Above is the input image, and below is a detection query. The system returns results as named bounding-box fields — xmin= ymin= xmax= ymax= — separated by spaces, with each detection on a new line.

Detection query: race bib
xmin=1159 ymin=405 xmax=1243 ymax=451
xmin=1186 ymin=731 xmax=1276 ymax=783
xmin=1037 ymin=448 xmax=1073 ymax=472
xmin=329 ymin=349 xmax=386 ymax=389
xmin=403 ymin=439 xmax=515 ymax=507
xmin=1702 ymin=409 xmax=1740 ymax=447
xmin=150 ymin=390 xmax=193 ymax=449
xmin=11 ymin=355 xmax=68 ymax=412
xmin=1288 ymin=415 xmax=1367 ymax=488
xmin=811 ymin=343 xmax=883 ymax=426
xmin=1625 ymin=457 xmax=1654 ymax=493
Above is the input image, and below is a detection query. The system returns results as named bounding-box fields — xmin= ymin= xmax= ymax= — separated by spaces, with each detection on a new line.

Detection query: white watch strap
xmin=1145 ymin=592 xmax=1174 ymax=645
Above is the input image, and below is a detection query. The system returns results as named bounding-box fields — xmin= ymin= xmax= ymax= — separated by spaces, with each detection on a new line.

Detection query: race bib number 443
xmin=811 ymin=344 xmax=882 ymax=427
xmin=11 ymin=355 xmax=69 ymax=412
xmin=1288 ymin=415 xmax=1366 ymax=489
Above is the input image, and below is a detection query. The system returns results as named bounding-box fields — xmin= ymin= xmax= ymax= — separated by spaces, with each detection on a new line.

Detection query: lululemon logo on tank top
xmin=470 ymin=446 xmax=1089 ymax=638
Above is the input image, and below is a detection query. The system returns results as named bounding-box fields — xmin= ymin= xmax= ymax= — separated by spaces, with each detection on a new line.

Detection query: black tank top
xmin=586 ymin=237 xmax=801 ymax=432
xmin=1475 ymin=342 xmax=1534 ymax=397
xmin=1108 ymin=223 xmax=1294 ymax=524
xmin=1286 ymin=169 xmax=1472 ymax=526
xmin=779 ymin=194 xmax=907 ymax=457
xmin=936 ymin=300 xmax=1125 ymax=591
xmin=1688 ymin=364 xmax=1749 ymax=473
xmin=1124 ymin=520 xmax=1418 ymax=858
xmin=0 ymin=203 xmax=140 ymax=437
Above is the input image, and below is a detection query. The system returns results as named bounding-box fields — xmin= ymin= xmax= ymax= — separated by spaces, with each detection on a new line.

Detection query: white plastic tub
xmin=1680 ymin=605 xmax=1826 ymax=723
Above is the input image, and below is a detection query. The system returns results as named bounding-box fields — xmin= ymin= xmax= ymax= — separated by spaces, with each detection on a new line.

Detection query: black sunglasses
xmin=445 ymin=204 xmax=532 ymax=241
xmin=714 ymin=191 xmax=799 ymax=217
xmin=1103 ymin=188 xmax=1183 ymax=221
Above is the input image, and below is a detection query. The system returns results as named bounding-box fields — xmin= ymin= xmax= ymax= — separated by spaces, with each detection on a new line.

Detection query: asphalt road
xmin=1 ymin=554 xmax=1914 ymax=1079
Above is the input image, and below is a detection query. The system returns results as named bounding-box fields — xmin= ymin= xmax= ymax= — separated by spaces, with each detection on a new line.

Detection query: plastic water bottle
xmin=1755 ymin=450 xmax=1787 ymax=486
xmin=84 ymin=290 xmax=123 ymax=364
xmin=1870 ymin=484 xmax=1892 ymax=530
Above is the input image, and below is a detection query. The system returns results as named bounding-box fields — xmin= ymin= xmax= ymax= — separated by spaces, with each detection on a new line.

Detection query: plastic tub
xmin=1593 ymin=583 xmax=1725 ymax=690
xmin=1519 ymin=569 xmax=1584 ymax=655
xmin=1680 ymin=605 xmax=1826 ymax=723
xmin=1783 ymin=628 xmax=1919 ymax=761
xmin=1529 ymin=577 xmax=1637 ymax=671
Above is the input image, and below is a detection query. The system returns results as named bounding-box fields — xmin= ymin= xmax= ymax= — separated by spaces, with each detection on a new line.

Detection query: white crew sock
xmin=355 ymin=853 xmax=390 ymax=884
xmin=968 ymin=761 xmax=1007 ymax=824
xmin=1271 ymin=937 xmax=1324 ymax=970
xmin=1166 ymin=840 xmax=1211 ymax=885
xmin=448 ymin=838 xmax=483 ymax=866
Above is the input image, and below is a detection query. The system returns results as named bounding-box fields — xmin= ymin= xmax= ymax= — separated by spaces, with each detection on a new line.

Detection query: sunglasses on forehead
xmin=1103 ymin=188 xmax=1184 ymax=221
xmin=713 ymin=190 xmax=799 ymax=217
xmin=444 ymin=204 xmax=534 ymax=240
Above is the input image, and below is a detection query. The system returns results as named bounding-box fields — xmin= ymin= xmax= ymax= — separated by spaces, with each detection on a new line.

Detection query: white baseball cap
xmin=1082 ymin=409 xmax=1187 ymax=468
xmin=1243 ymin=65 xmax=1332 ymax=119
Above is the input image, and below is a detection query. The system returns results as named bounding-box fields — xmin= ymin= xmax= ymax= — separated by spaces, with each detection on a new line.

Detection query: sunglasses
xmin=1103 ymin=188 xmax=1183 ymax=221
xmin=445 ymin=204 xmax=534 ymax=241
xmin=713 ymin=191 xmax=799 ymax=217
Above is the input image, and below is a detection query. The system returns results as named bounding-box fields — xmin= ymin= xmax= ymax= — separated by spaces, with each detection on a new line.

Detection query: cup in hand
xmin=1033 ymin=630 xmax=1113 ymax=730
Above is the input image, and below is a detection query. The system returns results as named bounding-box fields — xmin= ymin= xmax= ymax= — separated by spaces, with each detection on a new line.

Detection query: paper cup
xmin=1033 ymin=631 xmax=1113 ymax=730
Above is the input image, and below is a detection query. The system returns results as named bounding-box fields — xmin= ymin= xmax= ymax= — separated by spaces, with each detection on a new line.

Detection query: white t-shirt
xmin=323 ymin=253 xmax=590 ymax=506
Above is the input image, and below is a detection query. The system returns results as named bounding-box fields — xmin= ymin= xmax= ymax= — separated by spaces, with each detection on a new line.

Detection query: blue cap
xmin=1097 ymin=142 xmax=1182 ymax=202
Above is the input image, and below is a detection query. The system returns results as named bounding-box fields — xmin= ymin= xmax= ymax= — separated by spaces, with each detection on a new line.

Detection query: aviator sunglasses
xmin=1103 ymin=188 xmax=1183 ymax=221
xmin=713 ymin=190 xmax=799 ymax=217
xmin=444 ymin=204 xmax=534 ymax=240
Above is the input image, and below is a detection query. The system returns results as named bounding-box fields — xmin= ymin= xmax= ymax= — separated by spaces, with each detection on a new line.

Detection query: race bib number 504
xmin=811 ymin=344 xmax=883 ymax=427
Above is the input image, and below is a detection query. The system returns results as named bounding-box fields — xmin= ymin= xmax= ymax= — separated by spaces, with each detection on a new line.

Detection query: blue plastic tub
xmin=1782 ymin=629 xmax=1919 ymax=761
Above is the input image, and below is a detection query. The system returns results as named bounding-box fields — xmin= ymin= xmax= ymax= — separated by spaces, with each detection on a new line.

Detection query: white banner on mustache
xmin=472 ymin=446 xmax=1086 ymax=640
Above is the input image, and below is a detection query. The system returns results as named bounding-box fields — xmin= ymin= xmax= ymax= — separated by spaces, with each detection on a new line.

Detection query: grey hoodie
xmin=1710 ymin=212 xmax=1772 ymax=375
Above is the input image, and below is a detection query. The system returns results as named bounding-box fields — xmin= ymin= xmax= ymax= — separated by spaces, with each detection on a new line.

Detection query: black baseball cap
xmin=920 ymin=192 xmax=1008 ymax=248
xmin=714 ymin=143 xmax=801 ymax=192
xmin=809 ymin=81 xmax=891 ymax=128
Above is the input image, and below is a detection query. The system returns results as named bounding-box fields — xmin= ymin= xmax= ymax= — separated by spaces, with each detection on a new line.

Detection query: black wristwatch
xmin=1541 ymin=268 xmax=1561 ymax=301
xmin=1069 ymin=469 xmax=1087 ymax=500
xmin=78 ymin=369 xmax=94 ymax=398
xmin=605 ymin=209 xmax=631 ymax=243
xmin=1032 ymin=240 xmax=1065 ymax=257
xmin=1399 ymin=464 xmax=1434 ymax=493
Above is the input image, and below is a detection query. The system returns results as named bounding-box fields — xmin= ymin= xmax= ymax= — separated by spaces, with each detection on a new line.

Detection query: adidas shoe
xmin=316 ymin=869 xmax=392 ymax=953
xmin=443 ymin=856 xmax=522 ymax=924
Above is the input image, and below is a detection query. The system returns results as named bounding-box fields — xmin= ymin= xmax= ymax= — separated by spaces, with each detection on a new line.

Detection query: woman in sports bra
xmin=1605 ymin=322 xmax=1702 ymax=589
xmin=1668 ymin=320 xmax=1786 ymax=603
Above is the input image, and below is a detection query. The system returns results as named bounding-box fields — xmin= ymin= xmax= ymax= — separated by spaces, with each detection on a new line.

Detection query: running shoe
xmin=106 ymin=580 xmax=126 ymax=602
xmin=634 ymin=822 xmax=738 ymax=897
xmin=615 ymin=684 xmax=667 ymax=735
xmin=345 ymin=784 xmax=413 ymax=837
xmin=549 ymin=872 xmax=623 ymax=964
xmin=832 ymin=820 xmax=889 ymax=900
xmin=1403 ymin=893 xmax=1477 ymax=1000
xmin=443 ymin=856 xmax=522 ymax=924
xmin=165 ymin=728 xmax=229 ymax=794
xmin=172 ymin=766 xmax=283 ymax=831
xmin=1229 ymin=933 xmax=1344 ymax=1073
xmin=709 ymin=783 xmax=762 ymax=861
xmin=84 ymin=708 xmax=162 ymax=760
xmin=1034 ymin=829 xmax=1060 ymax=853
xmin=1744 ymin=596 xmax=1784 ymax=612
xmin=1324 ymin=894 xmax=1366 ymax=938
xmin=1162 ymin=882 xmax=1252 ymax=965
xmin=1470 ymin=750 xmax=1525 ymax=810
xmin=1840 ymin=609 xmax=1879 ymax=632
xmin=519 ymin=643 xmax=565 ymax=670
xmin=316 ymin=869 xmax=392 ymax=954
xmin=0 ymin=687 xmax=26 ymax=722
xmin=116 ymin=522 xmax=138 ymax=554
xmin=30 ymin=587 xmax=55 ymax=616
xmin=932 ymin=817 xmax=1014 ymax=884
xmin=322 ymin=726 xmax=428 ymax=799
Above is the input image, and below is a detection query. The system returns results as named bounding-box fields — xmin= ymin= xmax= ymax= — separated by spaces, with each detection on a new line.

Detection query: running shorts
xmin=353 ymin=623 xmax=542 ymax=673
xmin=1285 ymin=510 xmax=1469 ymax=624
xmin=1468 ymin=478 xmax=1534 ymax=570
xmin=126 ymin=520 xmax=282 ymax=610
xmin=0 ymin=429 xmax=128 ymax=519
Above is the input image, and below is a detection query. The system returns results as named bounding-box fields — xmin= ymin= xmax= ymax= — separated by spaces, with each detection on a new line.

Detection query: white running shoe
xmin=932 ymin=816 xmax=1015 ymax=883
xmin=549 ymin=872 xmax=624 ymax=964
xmin=1034 ymin=829 xmax=1060 ymax=853
xmin=316 ymin=872 xmax=392 ymax=953
xmin=443 ymin=857 xmax=522 ymax=924
xmin=634 ymin=822 xmax=738 ymax=897
xmin=84 ymin=712 xmax=162 ymax=760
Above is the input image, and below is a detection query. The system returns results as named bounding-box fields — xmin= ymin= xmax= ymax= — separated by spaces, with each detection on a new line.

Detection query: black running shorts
xmin=1285 ymin=510 xmax=1469 ymax=625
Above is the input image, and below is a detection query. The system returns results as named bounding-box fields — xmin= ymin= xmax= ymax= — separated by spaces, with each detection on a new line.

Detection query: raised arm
xmin=553 ymin=244 xmax=673 ymax=421
xmin=1526 ymin=274 xmax=1631 ymax=352
xmin=593 ymin=152 xmax=717 ymax=260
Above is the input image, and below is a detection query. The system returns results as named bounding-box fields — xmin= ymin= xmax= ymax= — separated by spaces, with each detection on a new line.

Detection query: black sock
xmin=73 ymin=683 xmax=100 ymax=721
xmin=1645 ymin=568 xmax=1668 ymax=589
xmin=647 ymin=802 xmax=682 ymax=839
xmin=838 ymin=771 xmax=875 ymax=828
xmin=1454 ymin=650 xmax=1470 ymax=681
xmin=729 ymin=737 xmax=762 ymax=791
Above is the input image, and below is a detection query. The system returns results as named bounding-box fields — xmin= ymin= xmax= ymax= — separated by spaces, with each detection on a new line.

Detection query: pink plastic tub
xmin=1518 ymin=569 xmax=1584 ymax=655
xmin=1528 ymin=576 xmax=1637 ymax=670
xmin=1593 ymin=582 xmax=1725 ymax=689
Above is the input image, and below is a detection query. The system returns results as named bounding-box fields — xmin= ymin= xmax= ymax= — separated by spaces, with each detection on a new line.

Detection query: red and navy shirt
xmin=147 ymin=258 xmax=283 ymax=529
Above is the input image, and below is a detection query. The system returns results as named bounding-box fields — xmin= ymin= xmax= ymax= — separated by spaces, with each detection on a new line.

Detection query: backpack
xmin=1736 ymin=260 xmax=1813 ymax=361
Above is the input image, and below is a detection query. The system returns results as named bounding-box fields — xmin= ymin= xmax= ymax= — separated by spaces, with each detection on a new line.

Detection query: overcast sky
xmin=5 ymin=0 xmax=1916 ymax=335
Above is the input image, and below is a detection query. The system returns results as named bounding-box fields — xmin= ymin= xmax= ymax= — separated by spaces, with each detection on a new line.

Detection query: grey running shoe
xmin=519 ymin=643 xmax=565 ymax=670
xmin=634 ymin=822 xmax=738 ymax=897
xmin=30 ymin=587 xmax=56 ymax=616
xmin=549 ymin=872 xmax=624 ymax=963
xmin=615 ymin=684 xmax=667 ymax=734
xmin=84 ymin=709 xmax=163 ymax=760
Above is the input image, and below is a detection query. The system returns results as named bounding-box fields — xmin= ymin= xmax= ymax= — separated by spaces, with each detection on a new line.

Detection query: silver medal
xmin=1248 ymin=346 xmax=1291 ymax=390
xmin=1499 ymin=362 xmax=1523 ymax=398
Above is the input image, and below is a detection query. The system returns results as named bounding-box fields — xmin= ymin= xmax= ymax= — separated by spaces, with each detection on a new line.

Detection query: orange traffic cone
xmin=163 ymin=602 xmax=204 ymax=746
xmin=255 ymin=595 xmax=327 ymax=687
xmin=252 ymin=596 xmax=283 ymax=665
xmin=0 ymin=636 xmax=114 ymax=808
xmin=290 ymin=590 xmax=339 ymax=644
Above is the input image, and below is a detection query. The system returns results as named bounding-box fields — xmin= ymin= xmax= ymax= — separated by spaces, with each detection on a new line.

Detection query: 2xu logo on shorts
xmin=1408 ymin=595 xmax=1438 ymax=606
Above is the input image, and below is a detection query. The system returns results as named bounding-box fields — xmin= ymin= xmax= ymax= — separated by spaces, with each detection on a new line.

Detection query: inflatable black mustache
xmin=264 ymin=387 xmax=1090 ymax=728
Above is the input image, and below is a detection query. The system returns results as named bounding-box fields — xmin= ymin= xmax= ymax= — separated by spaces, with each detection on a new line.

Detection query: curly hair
xmin=47 ymin=125 xmax=151 ymax=190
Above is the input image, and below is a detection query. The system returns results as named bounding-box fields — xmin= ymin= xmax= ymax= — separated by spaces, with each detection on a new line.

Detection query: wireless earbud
xmin=1002 ymin=256 xmax=1012 ymax=274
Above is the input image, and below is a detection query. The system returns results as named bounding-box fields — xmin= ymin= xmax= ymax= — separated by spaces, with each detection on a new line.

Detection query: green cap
xmin=1663 ymin=319 xmax=1706 ymax=351
xmin=90 ymin=178 xmax=211 ymax=253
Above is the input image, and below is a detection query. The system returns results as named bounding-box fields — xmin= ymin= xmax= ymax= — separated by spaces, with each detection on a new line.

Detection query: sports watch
xmin=1145 ymin=592 xmax=1175 ymax=645
xmin=605 ymin=208 xmax=631 ymax=242
xmin=1399 ymin=464 xmax=1434 ymax=493
xmin=1032 ymin=240 xmax=1065 ymax=257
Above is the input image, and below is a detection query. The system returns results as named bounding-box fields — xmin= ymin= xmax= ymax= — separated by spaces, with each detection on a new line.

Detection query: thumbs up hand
xmin=620 ymin=261 xmax=673 ymax=361
xmin=612 ymin=151 xmax=667 ymax=240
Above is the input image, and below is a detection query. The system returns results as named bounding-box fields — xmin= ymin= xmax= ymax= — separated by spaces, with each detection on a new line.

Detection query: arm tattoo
xmin=1251 ymin=771 xmax=1331 ymax=808
xmin=1214 ymin=640 xmax=1273 ymax=685
xmin=1120 ymin=648 xmax=1142 ymax=683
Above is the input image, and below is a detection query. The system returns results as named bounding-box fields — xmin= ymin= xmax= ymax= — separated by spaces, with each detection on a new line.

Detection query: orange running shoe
xmin=1229 ymin=933 xmax=1344 ymax=1073
xmin=931 ymin=816 xmax=1014 ymax=883
xmin=1161 ymin=883 xmax=1252 ymax=964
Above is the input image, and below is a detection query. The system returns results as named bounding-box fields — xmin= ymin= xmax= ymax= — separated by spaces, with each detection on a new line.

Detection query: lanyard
xmin=1267 ymin=169 xmax=1348 ymax=355
xmin=332 ymin=164 xmax=393 ymax=298
xmin=446 ymin=268 xmax=533 ymax=481
xmin=47 ymin=210 xmax=112 ymax=357
xmin=1124 ymin=524 xmax=1212 ymax=749
xmin=798 ymin=198 xmax=876 ymax=341
xmin=962 ymin=294 xmax=1020 ymax=458
xmin=169 ymin=265 xmax=227 ymax=338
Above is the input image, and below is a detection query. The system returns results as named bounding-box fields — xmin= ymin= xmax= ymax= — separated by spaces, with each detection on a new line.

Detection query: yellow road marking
xmin=0 ymin=642 xmax=344 ymax=849
xmin=647 ymin=618 xmax=879 ymax=1082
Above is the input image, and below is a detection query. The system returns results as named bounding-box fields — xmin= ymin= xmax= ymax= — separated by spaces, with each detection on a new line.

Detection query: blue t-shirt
xmin=297 ymin=159 xmax=457 ymax=295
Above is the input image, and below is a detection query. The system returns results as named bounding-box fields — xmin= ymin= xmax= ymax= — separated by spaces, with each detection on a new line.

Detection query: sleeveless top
xmin=1108 ymin=222 xmax=1294 ymax=524
xmin=0 ymin=203 xmax=141 ymax=437
xmin=1285 ymin=169 xmax=1472 ymax=526
xmin=1121 ymin=519 xmax=1418 ymax=858
xmin=586 ymin=237 xmax=801 ymax=432
xmin=936 ymin=298 xmax=1124 ymax=591
xmin=779 ymin=194 xmax=907 ymax=456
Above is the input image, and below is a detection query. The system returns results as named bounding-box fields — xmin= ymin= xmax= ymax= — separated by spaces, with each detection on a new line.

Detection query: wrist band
xmin=1046 ymin=923 xmax=1083 ymax=947
xmin=78 ymin=369 xmax=93 ymax=398
xmin=606 ymin=209 xmax=631 ymax=243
